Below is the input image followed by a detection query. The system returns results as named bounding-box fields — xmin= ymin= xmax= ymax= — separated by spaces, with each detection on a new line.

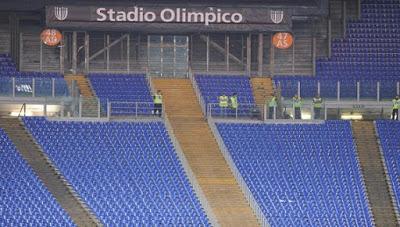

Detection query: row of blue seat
xmin=0 ymin=128 xmax=75 ymax=226
xmin=217 ymin=121 xmax=374 ymax=226
xmin=23 ymin=117 xmax=210 ymax=226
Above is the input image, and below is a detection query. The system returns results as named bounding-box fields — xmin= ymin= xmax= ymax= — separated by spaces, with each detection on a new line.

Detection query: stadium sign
xmin=46 ymin=5 xmax=291 ymax=32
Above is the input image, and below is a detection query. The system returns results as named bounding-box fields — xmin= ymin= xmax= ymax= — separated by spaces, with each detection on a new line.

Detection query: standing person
xmin=392 ymin=95 xmax=399 ymax=120
xmin=292 ymin=95 xmax=303 ymax=120
xmin=218 ymin=94 xmax=228 ymax=116
xmin=267 ymin=94 xmax=277 ymax=119
xmin=153 ymin=90 xmax=163 ymax=117
xmin=229 ymin=93 xmax=238 ymax=110
xmin=313 ymin=94 xmax=323 ymax=120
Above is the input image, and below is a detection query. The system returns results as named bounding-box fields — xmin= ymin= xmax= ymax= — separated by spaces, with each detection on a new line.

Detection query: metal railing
xmin=373 ymin=121 xmax=400 ymax=223
xmin=107 ymin=101 xmax=162 ymax=119
xmin=189 ymin=68 xmax=207 ymax=116
xmin=207 ymin=103 xmax=265 ymax=121
xmin=277 ymin=80 xmax=400 ymax=102
xmin=208 ymin=118 xmax=269 ymax=227
xmin=206 ymin=100 xmax=396 ymax=121
xmin=0 ymin=77 xmax=69 ymax=98
xmin=17 ymin=103 xmax=26 ymax=117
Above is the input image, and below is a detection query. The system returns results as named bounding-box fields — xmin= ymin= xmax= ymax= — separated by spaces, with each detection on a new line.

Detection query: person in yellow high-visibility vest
xmin=229 ymin=93 xmax=238 ymax=110
xmin=267 ymin=94 xmax=277 ymax=119
xmin=218 ymin=94 xmax=229 ymax=116
xmin=292 ymin=95 xmax=303 ymax=119
xmin=392 ymin=95 xmax=399 ymax=120
xmin=153 ymin=90 xmax=163 ymax=117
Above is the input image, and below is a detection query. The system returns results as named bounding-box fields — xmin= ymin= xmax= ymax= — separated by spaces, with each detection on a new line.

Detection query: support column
xmin=60 ymin=32 xmax=65 ymax=74
xmin=106 ymin=34 xmax=110 ymax=72
xmin=19 ymin=33 xmax=23 ymax=71
xmin=312 ymin=37 xmax=317 ymax=76
xmin=225 ymin=34 xmax=230 ymax=72
xmin=328 ymin=19 xmax=332 ymax=58
xmin=9 ymin=13 xmax=20 ymax=70
xmin=377 ymin=82 xmax=380 ymax=102
xmin=206 ymin=34 xmax=210 ymax=72
xmin=246 ymin=34 xmax=251 ymax=74
xmin=72 ymin=31 xmax=77 ymax=74
xmin=127 ymin=34 xmax=130 ymax=73
xmin=342 ymin=0 xmax=347 ymax=38
xmin=257 ymin=33 xmax=264 ymax=76
xmin=40 ymin=40 xmax=43 ymax=72
xmin=270 ymin=35 xmax=275 ymax=76
xmin=84 ymin=32 xmax=89 ymax=73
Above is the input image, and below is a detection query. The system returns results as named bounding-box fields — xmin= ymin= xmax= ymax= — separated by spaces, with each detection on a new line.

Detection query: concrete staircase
xmin=64 ymin=75 xmax=99 ymax=117
xmin=352 ymin=121 xmax=399 ymax=227
xmin=64 ymin=74 xmax=95 ymax=97
xmin=0 ymin=117 xmax=101 ymax=227
xmin=250 ymin=77 xmax=274 ymax=106
xmin=152 ymin=78 xmax=259 ymax=227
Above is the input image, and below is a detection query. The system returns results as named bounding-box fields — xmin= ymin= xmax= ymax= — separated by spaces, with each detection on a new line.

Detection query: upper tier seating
xmin=375 ymin=120 xmax=400 ymax=213
xmin=88 ymin=74 xmax=153 ymax=115
xmin=23 ymin=117 xmax=210 ymax=226
xmin=0 ymin=54 xmax=69 ymax=97
xmin=217 ymin=121 xmax=373 ymax=226
xmin=275 ymin=0 xmax=400 ymax=99
xmin=195 ymin=74 xmax=256 ymax=116
xmin=0 ymin=128 xmax=75 ymax=226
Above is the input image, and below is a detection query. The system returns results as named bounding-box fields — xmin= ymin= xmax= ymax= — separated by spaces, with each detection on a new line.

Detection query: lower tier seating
xmin=375 ymin=120 xmax=400 ymax=213
xmin=217 ymin=121 xmax=373 ymax=226
xmin=23 ymin=117 xmax=210 ymax=226
xmin=0 ymin=128 xmax=75 ymax=226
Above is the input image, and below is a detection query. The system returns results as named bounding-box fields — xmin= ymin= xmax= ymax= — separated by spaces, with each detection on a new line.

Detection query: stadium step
xmin=0 ymin=117 xmax=101 ymax=227
xmin=250 ymin=77 xmax=274 ymax=106
xmin=152 ymin=78 xmax=260 ymax=227
xmin=352 ymin=121 xmax=398 ymax=227
xmin=81 ymin=97 xmax=100 ymax=118
xmin=65 ymin=75 xmax=100 ymax=117
xmin=64 ymin=74 xmax=95 ymax=97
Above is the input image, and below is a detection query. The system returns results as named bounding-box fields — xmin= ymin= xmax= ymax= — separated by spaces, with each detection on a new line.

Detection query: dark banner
xmin=46 ymin=5 xmax=292 ymax=32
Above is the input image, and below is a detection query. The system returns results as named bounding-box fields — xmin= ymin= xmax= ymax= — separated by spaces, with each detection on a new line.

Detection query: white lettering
xmin=160 ymin=8 xmax=175 ymax=22
xmin=187 ymin=12 xmax=204 ymax=23
xmin=96 ymin=8 xmax=107 ymax=21
xmin=231 ymin=13 xmax=243 ymax=23
xmin=144 ymin=12 xmax=156 ymax=22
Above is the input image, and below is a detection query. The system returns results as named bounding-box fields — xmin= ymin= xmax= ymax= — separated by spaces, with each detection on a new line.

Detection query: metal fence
xmin=0 ymin=77 xmax=69 ymax=98
xmin=207 ymin=100 xmax=396 ymax=121
xmin=107 ymin=101 xmax=162 ymax=119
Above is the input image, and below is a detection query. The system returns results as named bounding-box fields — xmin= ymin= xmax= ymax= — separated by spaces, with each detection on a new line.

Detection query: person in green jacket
xmin=313 ymin=94 xmax=323 ymax=120
xmin=268 ymin=94 xmax=277 ymax=119
xmin=392 ymin=95 xmax=399 ymax=120
xmin=292 ymin=95 xmax=303 ymax=119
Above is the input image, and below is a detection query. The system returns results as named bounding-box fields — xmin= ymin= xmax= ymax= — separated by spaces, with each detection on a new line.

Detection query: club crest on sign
xmin=270 ymin=10 xmax=284 ymax=24
xmin=54 ymin=7 xmax=68 ymax=21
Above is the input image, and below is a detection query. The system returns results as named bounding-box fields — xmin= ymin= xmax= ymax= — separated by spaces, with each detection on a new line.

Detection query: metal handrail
xmin=207 ymin=118 xmax=269 ymax=227
xmin=17 ymin=103 xmax=26 ymax=118
xmin=189 ymin=69 xmax=207 ymax=116
xmin=373 ymin=121 xmax=400 ymax=223
xmin=163 ymin=113 xmax=219 ymax=227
